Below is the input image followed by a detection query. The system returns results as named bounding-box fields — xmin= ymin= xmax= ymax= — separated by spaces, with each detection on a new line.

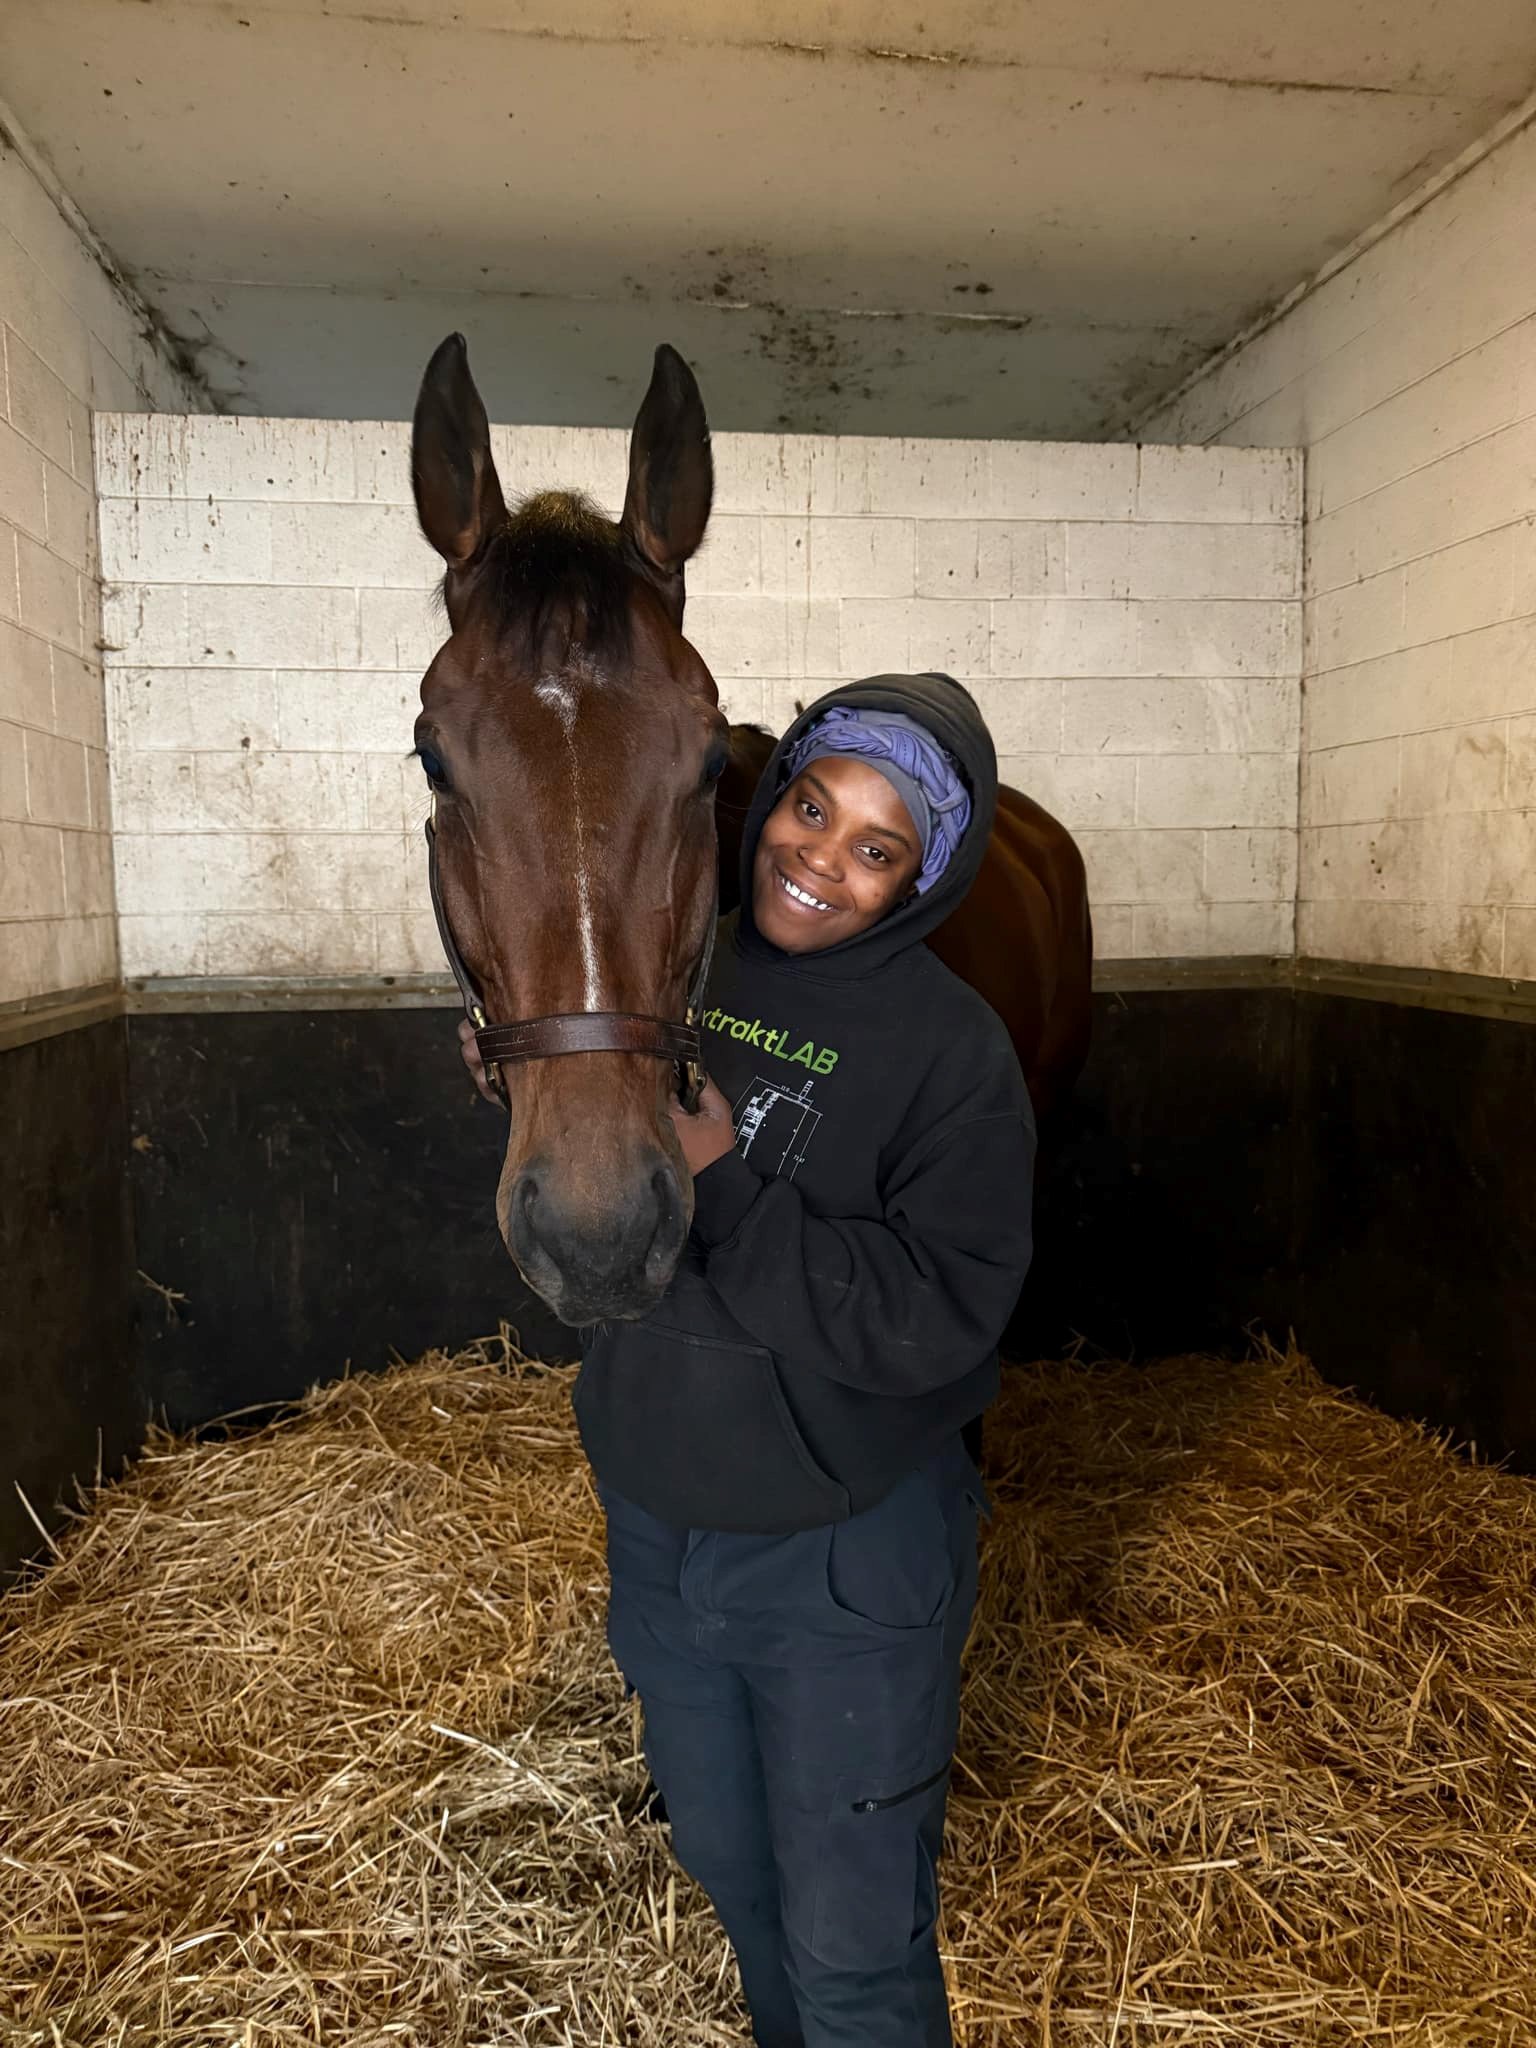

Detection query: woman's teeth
xmin=778 ymin=871 xmax=833 ymax=912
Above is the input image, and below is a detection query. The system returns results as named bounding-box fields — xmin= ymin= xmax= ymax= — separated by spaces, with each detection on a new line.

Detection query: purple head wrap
xmin=782 ymin=705 xmax=973 ymax=895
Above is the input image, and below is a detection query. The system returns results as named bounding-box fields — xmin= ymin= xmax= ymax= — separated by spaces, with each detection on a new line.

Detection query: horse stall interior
xmin=4 ymin=4 xmax=1536 ymax=2040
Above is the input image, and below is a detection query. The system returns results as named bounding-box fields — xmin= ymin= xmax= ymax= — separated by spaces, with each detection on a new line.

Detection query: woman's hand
xmin=457 ymin=1016 xmax=503 ymax=1107
xmin=667 ymin=1077 xmax=737 ymax=1177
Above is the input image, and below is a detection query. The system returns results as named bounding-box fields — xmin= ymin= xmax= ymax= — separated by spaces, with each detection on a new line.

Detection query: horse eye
xmin=702 ymin=746 xmax=728 ymax=788
xmin=417 ymin=746 xmax=449 ymax=790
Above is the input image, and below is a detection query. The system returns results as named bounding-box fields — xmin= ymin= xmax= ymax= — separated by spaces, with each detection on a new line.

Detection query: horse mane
xmin=476 ymin=490 xmax=635 ymax=663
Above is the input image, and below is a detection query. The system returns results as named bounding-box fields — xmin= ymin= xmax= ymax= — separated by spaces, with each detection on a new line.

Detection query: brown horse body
xmin=716 ymin=727 xmax=1093 ymax=1128
xmin=411 ymin=334 xmax=1092 ymax=1323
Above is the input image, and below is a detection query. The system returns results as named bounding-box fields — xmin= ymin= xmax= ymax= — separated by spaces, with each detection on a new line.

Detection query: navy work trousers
xmin=600 ymin=1437 xmax=984 ymax=2048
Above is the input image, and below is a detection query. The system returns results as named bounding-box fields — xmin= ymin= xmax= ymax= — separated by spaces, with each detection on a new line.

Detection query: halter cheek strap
xmin=425 ymin=815 xmax=715 ymax=1112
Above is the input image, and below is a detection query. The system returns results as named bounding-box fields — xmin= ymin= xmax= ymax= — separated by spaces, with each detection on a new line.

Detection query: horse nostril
xmin=644 ymin=1165 xmax=686 ymax=1285
xmin=510 ymin=1170 xmax=539 ymax=1253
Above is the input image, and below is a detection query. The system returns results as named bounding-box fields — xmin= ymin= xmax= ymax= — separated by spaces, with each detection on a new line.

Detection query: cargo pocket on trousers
xmin=823 ymin=1469 xmax=956 ymax=1636
xmin=806 ymin=1764 xmax=949 ymax=1972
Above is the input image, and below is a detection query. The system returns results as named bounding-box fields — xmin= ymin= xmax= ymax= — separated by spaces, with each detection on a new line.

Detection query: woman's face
xmin=751 ymin=754 xmax=924 ymax=954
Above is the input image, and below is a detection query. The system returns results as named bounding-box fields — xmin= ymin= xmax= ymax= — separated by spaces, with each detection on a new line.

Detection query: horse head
xmin=411 ymin=335 xmax=726 ymax=1326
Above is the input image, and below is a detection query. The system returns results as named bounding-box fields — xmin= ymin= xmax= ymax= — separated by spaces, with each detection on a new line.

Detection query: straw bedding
xmin=3 ymin=1338 xmax=1535 ymax=2046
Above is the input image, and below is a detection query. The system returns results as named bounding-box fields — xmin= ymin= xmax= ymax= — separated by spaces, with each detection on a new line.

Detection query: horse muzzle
xmin=502 ymin=1151 xmax=689 ymax=1324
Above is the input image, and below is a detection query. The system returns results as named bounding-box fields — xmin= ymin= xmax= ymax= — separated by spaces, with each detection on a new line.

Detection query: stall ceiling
xmin=4 ymin=0 xmax=1534 ymax=435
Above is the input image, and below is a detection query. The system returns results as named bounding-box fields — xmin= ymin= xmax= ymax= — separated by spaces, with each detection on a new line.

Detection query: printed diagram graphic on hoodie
xmin=572 ymin=674 xmax=1037 ymax=1536
xmin=732 ymin=1072 xmax=821 ymax=1181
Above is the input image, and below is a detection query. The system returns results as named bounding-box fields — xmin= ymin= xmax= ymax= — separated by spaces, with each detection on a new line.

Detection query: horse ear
xmin=412 ymin=334 xmax=507 ymax=569
xmin=621 ymin=343 xmax=713 ymax=582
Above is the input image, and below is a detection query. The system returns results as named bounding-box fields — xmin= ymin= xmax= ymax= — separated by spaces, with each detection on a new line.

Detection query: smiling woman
xmin=753 ymin=755 xmax=923 ymax=948
xmin=751 ymin=699 xmax=976 ymax=951
xmin=565 ymin=669 xmax=1046 ymax=2047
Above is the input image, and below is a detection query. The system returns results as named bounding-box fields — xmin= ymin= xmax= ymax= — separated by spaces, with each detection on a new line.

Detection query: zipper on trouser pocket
xmin=849 ymin=1763 xmax=949 ymax=1815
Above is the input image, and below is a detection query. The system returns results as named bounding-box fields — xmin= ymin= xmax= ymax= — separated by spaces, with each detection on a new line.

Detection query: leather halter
xmin=425 ymin=814 xmax=715 ymax=1112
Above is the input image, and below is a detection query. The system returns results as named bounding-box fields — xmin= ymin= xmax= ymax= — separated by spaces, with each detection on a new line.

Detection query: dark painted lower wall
xmin=125 ymin=1010 xmax=573 ymax=1429
xmin=124 ymin=991 xmax=1296 ymax=1432
xmin=0 ymin=1019 xmax=140 ymax=1573
xmin=1037 ymin=989 xmax=1536 ymax=1472
xmin=9 ymin=983 xmax=1533 ymax=1571
xmin=1291 ymin=993 xmax=1536 ymax=1469
xmin=1020 ymin=986 xmax=1295 ymax=1360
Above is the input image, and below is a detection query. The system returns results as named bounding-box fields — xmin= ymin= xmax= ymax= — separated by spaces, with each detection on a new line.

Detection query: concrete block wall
xmin=96 ymin=417 xmax=1300 ymax=980
xmin=1144 ymin=112 xmax=1536 ymax=982
xmin=0 ymin=134 xmax=204 ymax=1007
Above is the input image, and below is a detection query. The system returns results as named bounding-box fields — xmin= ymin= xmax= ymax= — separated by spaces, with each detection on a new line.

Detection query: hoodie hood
xmin=736 ymin=673 xmax=997 ymax=978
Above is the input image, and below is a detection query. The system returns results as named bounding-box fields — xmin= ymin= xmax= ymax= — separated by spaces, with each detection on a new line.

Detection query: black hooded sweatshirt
xmin=572 ymin=673 xmax=1035 ymax=1534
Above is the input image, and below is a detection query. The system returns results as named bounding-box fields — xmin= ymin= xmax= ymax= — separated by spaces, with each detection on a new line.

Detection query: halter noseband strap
xmin=425 ymin=815 xmax=714 ymax=1112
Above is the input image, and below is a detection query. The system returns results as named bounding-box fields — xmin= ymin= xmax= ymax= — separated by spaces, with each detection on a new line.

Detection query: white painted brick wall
xmin=97 ymin=417 xmax=1301 ymax=979
xmin=0 ymin=135 xmax=204 ymax=1006
xmin=1142 ymin=113 xmax=1536 ymax=981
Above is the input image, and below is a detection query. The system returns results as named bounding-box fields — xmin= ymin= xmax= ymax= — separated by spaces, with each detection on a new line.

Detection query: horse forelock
xmin=464 ymin=489 xmax=636 ymax=667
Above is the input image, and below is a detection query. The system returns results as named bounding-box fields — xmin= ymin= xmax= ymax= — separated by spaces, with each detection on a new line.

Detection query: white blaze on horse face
xmin=534 ymin=672 xmax=602 ymax=1011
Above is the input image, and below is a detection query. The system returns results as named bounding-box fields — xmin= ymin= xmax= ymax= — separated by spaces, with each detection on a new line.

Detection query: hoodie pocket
xmin=573 ymin=1321 xmax=851 ymax=1533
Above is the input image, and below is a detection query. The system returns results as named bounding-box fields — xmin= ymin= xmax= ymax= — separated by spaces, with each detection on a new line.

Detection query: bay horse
xmin=411 ymin=334 xmax=1092 ymax=1327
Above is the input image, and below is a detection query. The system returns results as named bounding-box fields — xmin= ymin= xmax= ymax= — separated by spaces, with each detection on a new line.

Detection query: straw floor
xmin=3 ymin=1338 xmax=1535 ymax=2046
